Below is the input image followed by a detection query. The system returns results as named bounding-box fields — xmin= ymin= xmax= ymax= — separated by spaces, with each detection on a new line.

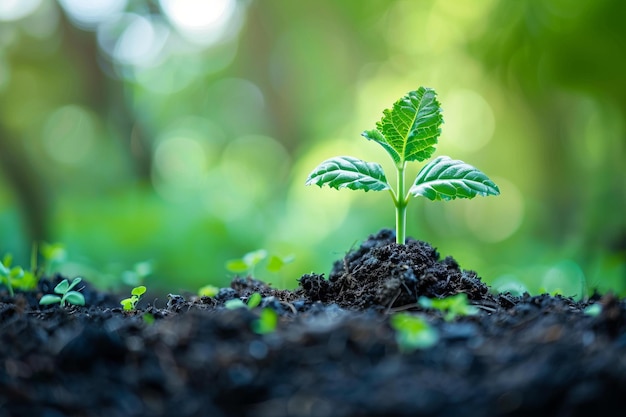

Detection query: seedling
xmin=227 ymin=250 xmax=268 ymax=276
xmin=306 ymin=87 xmax=500 ymax=244
xmin=251 ymin=308 xmax=278 ymax=334
xmin=222 ymin=292 xmax=277 ymax=333
xmin=40 ymin=242 xmax=67 ymax=276
xmin=390 ymin=313 xmax=439 ymax=352
xmin=225 ymin=292 xmax=262 ymax=310
xmin=120 ymin=286 xmax=147 ymax=311
xmin=121 ymin=261 xmax=153 ymax=287
xmin=0 ymin=255 xmax=24 ymax=297
xmin=198 ymin=284 xmax=220 ymax=297
xmin=584 ymin=303 xmax=602 ymax=317
xmin=418 ymin=293 xmax=478 ymax=321
xmin=39 ymin=277 xmax=85 ymax=307
xmin=226 ymin=249 xmax=294 ymax=277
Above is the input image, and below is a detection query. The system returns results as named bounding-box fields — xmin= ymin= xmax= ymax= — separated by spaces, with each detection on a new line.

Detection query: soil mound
xmin=299 ymin=229 xmax=494 ymax=310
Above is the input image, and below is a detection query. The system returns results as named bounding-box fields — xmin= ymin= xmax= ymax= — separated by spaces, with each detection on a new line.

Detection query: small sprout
xmin=266 ymin=254 xmax=295 ymax=273
xmin=198 ymin=284 xmax=219 ymax=297
xmin=40 ymin=242 xmax=67 ymax=276
xmin=251 ymin=308 xmax=278 ymax=334
xmin=39 ymin=277 xmax=85 ymax=307
xmin=390 ymin=313 xmax=438 ymax=352
xmin=247 ymin=292 xmax=262 ymax=309
xmin=122 ymin=260 xmax=153 ymax=287
xmin=584 ymin=303 xmax=602 ymax=317
xmin=224 ymin=299 xmax=247 ymax=309
xmin=1 ymin=252 xmax=39 ymax=295
xmin=418 ymin=293 xmax=478 ymax=321
xmin=306 ymin=87 xmax=499 ymax=244
xmin=120 ymin=286 xmax=147 ymax=311
xmin=225 ymin=292 xmax=263 ymax=310
xmin=227 ymin=250 xmax=295 ymax=277
xmin=0 ymin=254 xmax=24 ymax=297
xmin=227 ymin=250 xmax=268 ymax=276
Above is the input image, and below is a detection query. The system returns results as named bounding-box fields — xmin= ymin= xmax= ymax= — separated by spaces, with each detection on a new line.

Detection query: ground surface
xmin=1 ymin=229 xmax=625 ymax=417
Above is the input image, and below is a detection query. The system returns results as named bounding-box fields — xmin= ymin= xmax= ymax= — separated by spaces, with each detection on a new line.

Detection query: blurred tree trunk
xmin=0 ymin=123 xmax=50 ymax=244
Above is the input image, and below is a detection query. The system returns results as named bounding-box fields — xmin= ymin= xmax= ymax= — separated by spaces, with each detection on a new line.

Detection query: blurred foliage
xmin=0 ymin=0 xmax=624 ymax=297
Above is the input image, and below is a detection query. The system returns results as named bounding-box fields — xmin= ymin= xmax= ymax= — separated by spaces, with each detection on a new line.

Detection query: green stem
xmin=395 ymin=163 xmax=408 ymax=244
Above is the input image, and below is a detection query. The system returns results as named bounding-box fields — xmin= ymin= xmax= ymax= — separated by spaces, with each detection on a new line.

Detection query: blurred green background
xmin=1 ymin=0 xmax=624 ymax=297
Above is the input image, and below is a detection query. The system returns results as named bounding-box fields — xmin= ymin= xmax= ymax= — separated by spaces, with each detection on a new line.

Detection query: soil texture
xmin=1 ymin=229 xmax=625 ymax=417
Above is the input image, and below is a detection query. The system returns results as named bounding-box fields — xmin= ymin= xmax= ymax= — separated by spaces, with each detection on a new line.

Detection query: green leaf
xmin=66 ymin=277 xmax=82 ymax=292
xmin=54 ymin=279 xmax=70 ymax=294
xmin=390 ymin=313 xmax=439 ymax=352
xmin=247 ymin=292 xmax=262 ymax=309
xmin=305 ymin=156 xmax=390 ymax=192
xmin=131 ymin=286 xmax=147 ymax=296
xmin=226 ymin=259 xmax=250 ymax=273
xmin=40 ymin=242 xmax=67 ymax=263
xmin=224 ymin=299 xmax=247 ymax=310
xmin=410 ymin=156 xmax=500 ymax=201
xmin=198 ymin=284 xmax=219 ymax=297
xmin=418 ymin=293 xmax=478 ymax=321
xmin=362 ymin=87 xmax=443 ymax=165
xmin=252 ymin=308 xmax=278 ymax=334
xmin=266 ymin=254 xmax=295 ymax=273
xmin=39 ymin=294 xmax=62 ymax=305
xmin=63 ymin=291 xmax=85 ymax=306
xmin=584 ymin=304 xmax=602 ymax=317
xmin=243 ymin=250 xmax=268 ymax=267
xmin=120 ymin=298 xmax=134 ymax=310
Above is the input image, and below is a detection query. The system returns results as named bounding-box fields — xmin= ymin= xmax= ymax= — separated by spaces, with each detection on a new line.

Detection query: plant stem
xmin=395 ymin=163 xmax=408 ymax=244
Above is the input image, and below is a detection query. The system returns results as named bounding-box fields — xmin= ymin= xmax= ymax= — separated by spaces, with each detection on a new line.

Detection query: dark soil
xmin=1 ymin=229 xmax=625 ymax=417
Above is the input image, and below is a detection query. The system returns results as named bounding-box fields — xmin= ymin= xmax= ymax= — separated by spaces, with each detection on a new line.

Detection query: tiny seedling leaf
xmin=410 ymin=156 xmax=500 ymax=201
xmin=390 ymin=313 xmax=438 ymax=352
xmin=131 ymin=286 xmax=147 ymax=296
xmin=54 ymin=279 xmax=70 ymax=294
xmin=584 ymin=304 xmax=602 ymax=317
xmin=305 ymin=156 xmax=390 ymax=192
xmin=198 ymin=285 xmax=219 ymax=297
xmin=39 ymin=294 xmax=62 ymax=305
xmin=226 ymin=259 xmax=249 ymax=273
xmin=252 ymin=308 xmax=278 ymax=334
xmin=243 ymin=250 xmax=268 ymax=267
xmin=362 ymin=87 xmax=442 ymax=165
xmin=120 ymin=298 xmax=134 ymax=311
xmin=418 ymin=293 xmax=478 ymax=321
xmin=266 ymin=254 xmax=295 ymax=273
xmin=224 ymin=299 xmax=247 ymax=310
xmin=63 ymin=291 xmax=85 ymax=306
xmin=247 ymin=292 xmax=262 ymax=309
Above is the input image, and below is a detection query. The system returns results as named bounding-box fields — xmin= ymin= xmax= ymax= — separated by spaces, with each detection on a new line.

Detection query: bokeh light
xmin=58 ymin=0 xmax=127 ymax=30
xmin=0 ymin=0 xmax=42 ymax=22
xmin=159 ymin=0 xmax=240 ymax=46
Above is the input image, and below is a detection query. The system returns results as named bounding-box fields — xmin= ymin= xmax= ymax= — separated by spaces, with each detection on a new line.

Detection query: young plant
xmin=198 ymin=284 xmax=220 ymax=297
xmin=227 ymin=249 xmax=294 ymax=277
xmin=0 ymin=255 xmax=24 ymax=297
xmin=121 ymin=261 xmax=153 ymax=287
xmin=390 ymin=313 xmax=439 ymax=352
xmin=251 ymin=308 xmax=278 ymax=334
xmin=227 ymin=250 xmax=268 ymax=276
xmin=418 ymin=293 xmax=478 ymax=321
xmin=39 ymin=242 xmax=67 ymax=276
xmin=306 ymin=87 xmax=500 ymax=244
xmin=120 ymin=285 xmax=147 ymax=311
xmin=224 ymin=292 xmax=262 ymax=310
xmin=39 ymin=277 xmax=85 ymax=307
